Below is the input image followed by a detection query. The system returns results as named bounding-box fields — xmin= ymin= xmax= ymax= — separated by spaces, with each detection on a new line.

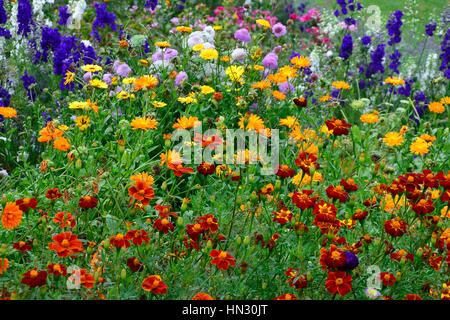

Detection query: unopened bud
xmin=243 ymin=236 xmax=251 ymax=246
xmin=235 ymin=236 xmax=242 ymax=246
xmin=121 ymin=269 xmax=127 ymax=280
xmin=177 ymin=217 xmax=184 ymax=227
xmin=103 ymin=239 xmax=110 ymax=250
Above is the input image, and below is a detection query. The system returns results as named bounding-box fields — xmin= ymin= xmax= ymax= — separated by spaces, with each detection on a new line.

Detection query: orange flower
xmin=53 ymin=137 xmax=71 ymax=151
xmin=172 ymin=116 xmax=201 ymax=129
xmin=48 ymin=231 xmax=84 ymax=257
xmin=141 ymin=275 xmax=168 ymax=294
xmin=0 ymin=258 xmax=9 ymax=274
xmin=128 ymin=180 xmax=155 ymax=206
xmin=125 ymin=229 xmax=150 ymax=246
xmin=38 ymin=121 xmax=64 ymax=143
xmin=274 ymin=293 xmax=298 ymax=300
xmin=193 ymin=292 xmax=215 ymax=300
xmin=210 ymin=249 xmax=236 ymax=270
xmin=0 ymin=107 xmax=17 ymax=118
xmin=47 ymin=263 xmax=67 ymax=276
xmin=1 ymin=202 xmax=23 ymax=229
xmin=379 ymin=272 xmax=397 ymax=286
xmin=53 ymin=211 xmax=76 ymax=228
xmin=325 ymin=271 xmax=352 ymax=296
xmin=134 ymin=75 xmax=158 ymax=92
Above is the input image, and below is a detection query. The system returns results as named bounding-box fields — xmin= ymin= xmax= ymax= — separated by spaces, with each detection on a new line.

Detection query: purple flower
xmin=21 ymin=71 xmax=36 ymax=101
xmin=388 ymin=49 xmax=402 ymax=74
xmin=91 ymin=3 xmax=116 ymax=41
xmin=115 ymin=63 xmax=132 ymax=77
xmin=361 ymin=35 xmax=371 ymax=45
xmin=342 ymin=251 xmax=359 ymax=270
xmin=144 ymin=0 xmax=158 ymax=10
xmin=439 ymin=28 xmax=450 ymax=79
xmin=365 ymin=44 xmax=385 ymax=77
xmin=175 ymin=71 xmax=188 ymax=86
xmin=58 ymin=6 xmax=71 ymax=26
xmin=425 ymin=21 xmax=437 ymax=37
xmin=17 ymin=0 xmax=33 ymax=37
xmin=0 ymin=0 xmax=8 ymax=24
xmin=83 ymin=72 xmax=92 ymax=82
xmin=262 ymin=52 xmax=278 ymax=69
xmin=272 ymin=23 xmax=286 ymax=37
xmin=234 ymin=28 xmax=251 ymax=43
xmin=339 ymin=34 xmax=353 ymax=60
xmin=386 ymin=11 xmax=403 ymax=46
xmin=152 ymin=48 xmax=178 ymax=61
xmin=278 ymin=82 xmax=294 ymax=95
xmin=103 ymin=73 xmax=114 ymax=85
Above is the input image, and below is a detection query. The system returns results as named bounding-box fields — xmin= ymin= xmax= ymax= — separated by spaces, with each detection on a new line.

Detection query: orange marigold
xmin=1 ymin=202 xmax=23 ymax=229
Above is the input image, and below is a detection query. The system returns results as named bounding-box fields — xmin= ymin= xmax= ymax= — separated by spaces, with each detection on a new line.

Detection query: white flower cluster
xmin=32 ymin=0 xmax=54 ymax=26
xmin=187 ymin=26 xmax=216 ymax=49
xmin=68 ymin=0 xmax=87 ymax=30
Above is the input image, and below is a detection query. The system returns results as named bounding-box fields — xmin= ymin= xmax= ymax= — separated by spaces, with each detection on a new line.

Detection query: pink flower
xmin=290 ymin=14 xmax=299 ymax=21
xmin=300 ymin=14 xmax=312 ymax=22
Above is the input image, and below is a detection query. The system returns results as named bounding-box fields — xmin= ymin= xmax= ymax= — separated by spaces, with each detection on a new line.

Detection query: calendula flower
xmin=271 ymin=90 xmax=286 ymax=100
xmin=199 ymin=48 xmax=219 ymax=60
xmin=360 ymin=112 xmax=379 ymax=123
xmin=1 ymin=202 xmax=23 ymax=229
xmin=290 ymin=56 xmax=311 ymax=69
xmin=279 ymin=116 xmax=298 ymax=128
xmin=64 ymin=70 xmax=75 ymax=85
xmin=251 ymin=80 xmax=271 ymax=89
xmin=192 ymin=43 xmax=204 ymax=51
xmin=89 ymin=79 xmax=108 ymax=89
xmin=53 ymin=137 xmax=71 ymax=151
xmin=116 ymin=91 xmax=135 ymax=99
xmin=130 ymin=116 xmax=158 ymax=130
xmin=123 ymin=77 xmax=136 ymax=84
xmin=410 ymin=137 xmax=431 ymax=156
xmin=225 ymin=65 xmax=245 ymax=82
xmin=173 ymin=116 xmax=200 ymax=129
xmin=332 ymin=81 xmax=351 ymax=90
xmin=152 ymin=101 xmax=167 ymax=108
xmin=81 ymin=64 xmax=102 ymax=72
xmin=428 ymin=102 xmax=445 ymax=113
xmin=319 ymin=94 xmax=332 ymax=102
xmin=383 ymin=132 xmax=404 ymax=146
xmin=75 ymin=115 xmax=91 ymax=131
xmin=154 ymin=41 xmax=171 ymax=48
xmin=134 ymin=75 xmax=158 ymax=92
xmin=201 ymin=85 xmax=215 ymax=95
xmin=384 ymin=76 xmax=405 ymax=86
xmin=176 ymin=26 xmax=192 ymax=33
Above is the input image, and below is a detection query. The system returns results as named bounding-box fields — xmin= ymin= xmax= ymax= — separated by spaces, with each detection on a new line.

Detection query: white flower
xmin=231 ymin=48 xmax=248 ymax=62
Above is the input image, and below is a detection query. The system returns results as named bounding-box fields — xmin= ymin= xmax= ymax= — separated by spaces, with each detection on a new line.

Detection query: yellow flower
xmin=64 ymin=70 xmax=75 ymax=85
xmin=130 ymin=117 xmax=158 ymax=130
xmin=123 ymin=77 xmax=136 ymax=84
xmin=255 ymin=19 xmax=271 ymax=29
xmin=221 ymin=55 xmax=231 ymax=62
xmin=238 ymin=114 xmax=265 ymax=131
xmin=290 ymin=56 xmax=311 ymax=69
xmin=410 ymin=138 xmax=431 ymax=156
xmin=68 ymin=101 xmax=89 ymax=110
xmin=382 ymin=132 xmax=404 ymax=147
xmin=0 ymin=107 xmax=17 ymax=118
xmin=178 ymin=92 xmax=198 ymax=104
xmin=225 ymin=65 xmax=245 ymax=82
xmin=201 ymin=85 xmax=215 ymax=95
xmin=192 ymin=43 xmax=204 ymax=52
xmin=384 ymin=76 xmax=405 ymax=86
xmin=440 ymin=96 xmax=450 ymax=105
xmin=152 ymin=101 xmax=167 ymax=108
xmin=176 ymin=26 xmax=193 ymax=33
xmin=213 ymin=25 xmax=222 ymax=30
xmin=75 ymin=115 xmax=91 ymax=131
xmin=116 ymin=91 xmax=135 ymax=100
xmin=154 ymin=41 xmax=171 ymax=48
xmin=172 ymin=116 xmax=200 ymax=129
xmin=319 ymin=94 xmax=332 ymax=102
xmin=428 ymin=102 xmax=445 ymax=113
xmin=89 ymin=79 xmax=108 ymax=89
xmin=253 ymin=65 xmax=264 ymax=71
xmin=332 ymin=81 xmax=351 ymax=90
xmin=199 ymin=48 xmax=219 ymax=60
xmin=279 ymin=116 xmax=298 ymax=128
xmin=81 ymin=64 xmax=102 ymax=72
xmin=278 ymin=65 xmax=298 ymax=78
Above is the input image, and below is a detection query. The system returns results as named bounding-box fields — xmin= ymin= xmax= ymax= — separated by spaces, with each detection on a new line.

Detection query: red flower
xmin=390 ymin=249 xmax=414 ymax=263
xmin=325 ymin=271 xmax=352 ymax=296
xmin=285 ymin=268 xmax=308 ymax=289
xmin=352 ymin=209 xmax=368 ymax=221
xmin=440 ymin=190 xmax=450 ymax=203
xmin=272 ymin=207 xmax=293 ymax=225
xmin=325 ymin=185 xmax=349 ymax=203
xmin=197 ymin=162 xmax=216 ymax=175
xmin=21 ymin=269 xmax=47 ymax=287
xmin=379 ymin=272 xmax=397 ymax=286
xmin=319 ymin=244 xmax=347 ymax=269
xmin=293 ymin=97 xmax=307 ymax=107
xmin=340 ymin=178 xmax=358 ymax=192
xmin=420 ymin=170 xmax=439 ymax=188
xmin=128 ymin=181 xmax=155 ymax=206
xmin=274 ymin=293 xmax=298 ymax=300
xmin=47 ymin=263 xmax=67 ymax=276
xmin=53 ymin=211 xmax=76 ymax=228
xmin=387 ymin=180 xmax=405 ymax=196
xmin=153 ymin=218 xmax=175 ymax=234
xmin=68 ymin=269 xmax=95 ymax=289
xmin=292 ymin=190 xmax=316 ymax=210
xmin=48 ymin=231 xmax=84 ymax=257
xmin=15 ymin=197 xmax=38 ymax=212
xmin=325 ymin=118 xmax=351 ymax=136
xmin=295 ymin=152 xmax=319 ymax=175
xmin=127 ymin=257 xmax=144 ymax=272
xmin=405 ymin=294 xmax=422 ymax=300
xmin=167 ymin=162 xmax=194 ymax=177
xmin=197 ymin=214 xmax=219 ymax=232
xmin=210 ymin=249 xmax=236 ymax=270
xmin=78 ymin=195 xmax=98 ymax=209
xmin=125 ymin=229 xmax=150 ymax=245
xmin=384 ymin=217 xmax=407 ymax=237
xmin=154 ymin=205 xmax=177 ymax=218
xmin=45 ymin=188 xmax=63 ymax=200
xmin=276 ymin=165 xmax=296 ymax=178
xmin=13 ymin=241 xmax=32 ymax=252
xmin=141 ymin=275 xmax=167 ymax=294
xmin=110 ymin=233 xmax=131 ymax=249
xmin=411 ymin=199 xmax=435 ymax=216
xmin=186 ymin=223 xmax=204 ymax=241
xmin=436 ymin=170 xmax=450 ymax=189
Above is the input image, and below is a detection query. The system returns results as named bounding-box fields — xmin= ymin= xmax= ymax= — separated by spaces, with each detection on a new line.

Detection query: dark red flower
xmin=325 ymin=118 xmax=351 ymax=136
xmin=47 ymin=263 xmax=67 ymax=276
xmin=340 ymin=178 xmax=358 ymax=192
xmin=109 ymin=233 xmax=131 ymax=249
xmin=197 ymin=162 xmax=216 ymax=175
xmin=78 ymin=195 xmax=98 ymax=209
xmin=21 ymin=269 xmax=47 ymax=288
xmin=127 ymin=257 xmax=144 ymax=272
xmin=292 ymin=190 xmax=316 ymax=210
xmin=325 ymin=271 xmax=352 ymax=296
xmin=326 ymin=185 xmax=349 ymax=202
xmin=276 ymin=165 xmax=296 ymax=178
xmin=210 ymin=249 xmax=236 ymax=270
xmin=411 ymin=199 xmax=435 ymax=216
xmin=15 ymin=198 xmax=38 ymax=212
xmin=153 ymin=218 xmax=175 ymax=234
xmin=197 ymin=214 xmax=219 ymax=232
xmin=125 ymin=229 xmax=150 ymax=246
xmin=295 ymin=152 xmax=319 ymax=175
xmin=384 ymin=217 xmax=407 ymax=237
xmin=379 ymin=272 xmax=397 ymax=286
xmin=352 ymin=209 xmax=369 ymax=221
xmin=45 ymin=188 xmax=63 ymax=200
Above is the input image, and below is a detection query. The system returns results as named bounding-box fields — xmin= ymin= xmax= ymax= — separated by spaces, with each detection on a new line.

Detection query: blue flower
xmin=342 ymin=251 xmax=359 ymax=270
xmin=386 ymin=11 xmax=403 ymax=46
xmin=365 ymin=44 xmax=386 ymax=78
xmin=58 ymin=6 xmax=71 ymax=26
xmin=361 ymin=36 xmax=371 ymax=45
xmin=144 ymin=0 xmax=158 ymax=10
xmin=439 ymin=28 xmax=450 ymax=79
xmin=0 ymin=0 xmax=8 ymax=24
xmin=21 ymin=71 xmax=36 ymax=101
xmin=17 ymin=0 xmax=33 ymax=37
xmin=388 ymin=49 xmax=402 ymax=74
xmin=339 ymin=34 xmax=353 ymax=60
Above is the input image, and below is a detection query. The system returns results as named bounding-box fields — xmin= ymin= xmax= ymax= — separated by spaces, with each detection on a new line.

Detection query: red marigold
xmin=197 ymin=214 xmax=219 ymax=232
xmin=15 ymin=197 xmax=38 ymax=212
xmin=153 ymin=218 xmax=175 ymax=234
xmin=168 ymin=162 xmax=194 ymax=177
xmin=379 ymin=272 xmax=397 ymax=286
xmin=272 ymin=207 xmax=293 ymax=225
xmin=186 ymin=223 xmax=204 ymax=241
xmin=154 ymin=205 xmax=177 ymax=218
xmin=319 ymin=244 xmax=347 ymax=269
xmin=21 ymin=269 xmax=47 ymax=288
xmin=384 ymin=217 xmax=407 ymax=237
xmin=411 ymin=199 xmax=435 ymax=216
xmin=405 ymin=294 xmax=422 ymax=300
xmin=325 ymin=185 xmax=349 ymax=203
xmin=276 ymin=165 xmax=296 ymax=178
xmin=295 ymin=152 xmax=319 ymax=175
xmin=192 ymin=292 xmax=215 ymax=300
xmin=141 ymin=275 xmax=167 ymax=294
xmin=292 ymin=190 xmax=316 ymax=210
xmin=47 ymin=263 xmax=67 ymax=276
xmin=285 ymin=268 xmax=308 ymax=289
xmin=45 ymin=188 xmax=63 ymax=200
xmin=340 ymin=178 xmax=358 ymax=192
xmin=210 ymin=249 xmax=236 ymax=270
xmin=325 ymin=118 xmax=351 ymax=136
xmin=436 ymin=170 xmax=450 ymax=189
xmin=13 ymin=241 xmax=32 ymax=252
xmin=197 ymin=162 xmax=216 ymax=175
xmin=127 ymin=256 xmax=144 ymax=272
xmin=110 ymin=233 xmax=131 ymax=249
xmin=78 ymin=195 xmax=98 ymax=209
xmin=125 ymin=229 xmax=150 ymax=246
xmin=1 ymin=202 xmax=23 ymax=229
xmin=128 ymin=180 xmax=155 ymax=206
xmin=53 ymin=211 xmax=76 ymax=228
xmin=48 ymin=231 xmax=84 ymax=257
xmin=274 ymin=293 xmax=298 ymax=300
xmin=325 ymin=271 xmax=352 ymax=296
xmin=352 ymin=209 xmax=368 ymax=221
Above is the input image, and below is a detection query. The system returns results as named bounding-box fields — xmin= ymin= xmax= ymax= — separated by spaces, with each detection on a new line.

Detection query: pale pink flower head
xmin=272 ymin=22 xmax=286 ymax=37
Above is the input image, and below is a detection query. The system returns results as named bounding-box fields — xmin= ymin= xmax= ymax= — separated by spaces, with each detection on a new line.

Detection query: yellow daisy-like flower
xmin=278 ymin=65 xmax=298 ymax=78
xmin=0 ymin=107 xmax=17 ymax=118
xmin=251 ymin=80 xmax=271 ymax=90
xmin=201 ymin=85 xmax=215 ymax=95
xmin=382 ymin=132 xmax=404 ymax=147
xmin=75 ymin=115 xmax=91 ymax=131
xmin=116 ymin=91 xmax=135 ymax=100
xmin=271 ymin=90 xmax=286 ymax=100
xmin=279 ymin=116 xmax=298 ymax=128
xmin=428 ymin=102 xmax=445 ymax=113
xmin=192 ymin=43 xmax=204 ymax=52
xmin=199 ymin=48 xmax=219 ymax=60
xmin=176 ymin=26 xmax=193 ymax=33
xmin=64 ymin=70 xmax=75 ymax=85
xmin=238 ymin=114 xmax=265 ymax=131
xmin=172 ymin=116 xmax=200 ymax=130
xmin=178 ymin=92 xmax=198 ymax=104
xmin=152 ymin=101 xmax=167 ymax=108
xmin=332 ymin=81 xmax=351 ymax=90
xmin=89 ymin=79 xmax=108 ymax=89
xmin=130 ymin=116 xmax=158 ymax=130
xmin=225 ymin=65 xmax=245 ymax=82
xmin=123 ymin=77 xmax=136 ymax=84
xmin=253 ymin=65 xmax=264 ymax=71
xmin=290 ymin=56 xmax=311 ymax=69
xmin=440 ymin=96 xmax=450 ymax=105
xmin=68 ymin=101 xmax=89 ymax=110
xmin=319 ymin=94 xmax=332 ymax=102
xmin=81 ymin=64 xmax=102 ymax=72
xmin=410 ymin=137 xmax=431 ymax=156
xmin=384 ymin=76 xmax=405 ymax=86
xmin=255 ymin=19 xmax=271 ymax=29
xmin=360 ymin=112 xmax=379 ymax=124
xmin=154 ymin=41 xmax=171 ymax=48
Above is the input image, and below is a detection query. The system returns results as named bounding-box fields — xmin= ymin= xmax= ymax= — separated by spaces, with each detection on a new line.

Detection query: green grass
xmin=313 ymin=0 xmax=448 ymax=34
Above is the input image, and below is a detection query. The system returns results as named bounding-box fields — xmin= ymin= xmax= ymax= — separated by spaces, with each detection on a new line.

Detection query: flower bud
xmin=415 ymin=248 xmax=423 ymax=257
xmin=235 ymin=236 xmax=242 ymax=246
xmin=250 ymin=191 xmax=258 ymax=202
xmin=177 ymin=217 xmax=184 ymax=227
xmin=205 ymin=240 xmax=213 ymax=250
xmin=395 ymin=272 xmax=402 ymax=280
xmin=75 ymin=158 xmax=82 ymax=169
xmin=243 ymin=235 xmax=251 ymax=246
xmin=1 ymin=244 xmax=7 ymax=254
xmin=262 ymin=282 xmax=267 ymax=289
xmin=121 ymin=269 xmax=127 ymax=280
xmin=103 ymin=239 xmax=110 ymax=250
xmin=274 ymin=180 xmax=281 ymax=191
xmin=236 ymin=196 xmax=242 ymax=205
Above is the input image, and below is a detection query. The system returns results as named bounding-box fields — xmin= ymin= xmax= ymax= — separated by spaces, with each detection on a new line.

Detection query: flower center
xmin=30 ymin=270 xmax=38 ymax=278
xmin=335 ymin=278 xmax=343 ymax=285
xmin=218 ymin=251 xmax=227 ymax=259
xmin=61 ymin=239 xmax=70 ymax=248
